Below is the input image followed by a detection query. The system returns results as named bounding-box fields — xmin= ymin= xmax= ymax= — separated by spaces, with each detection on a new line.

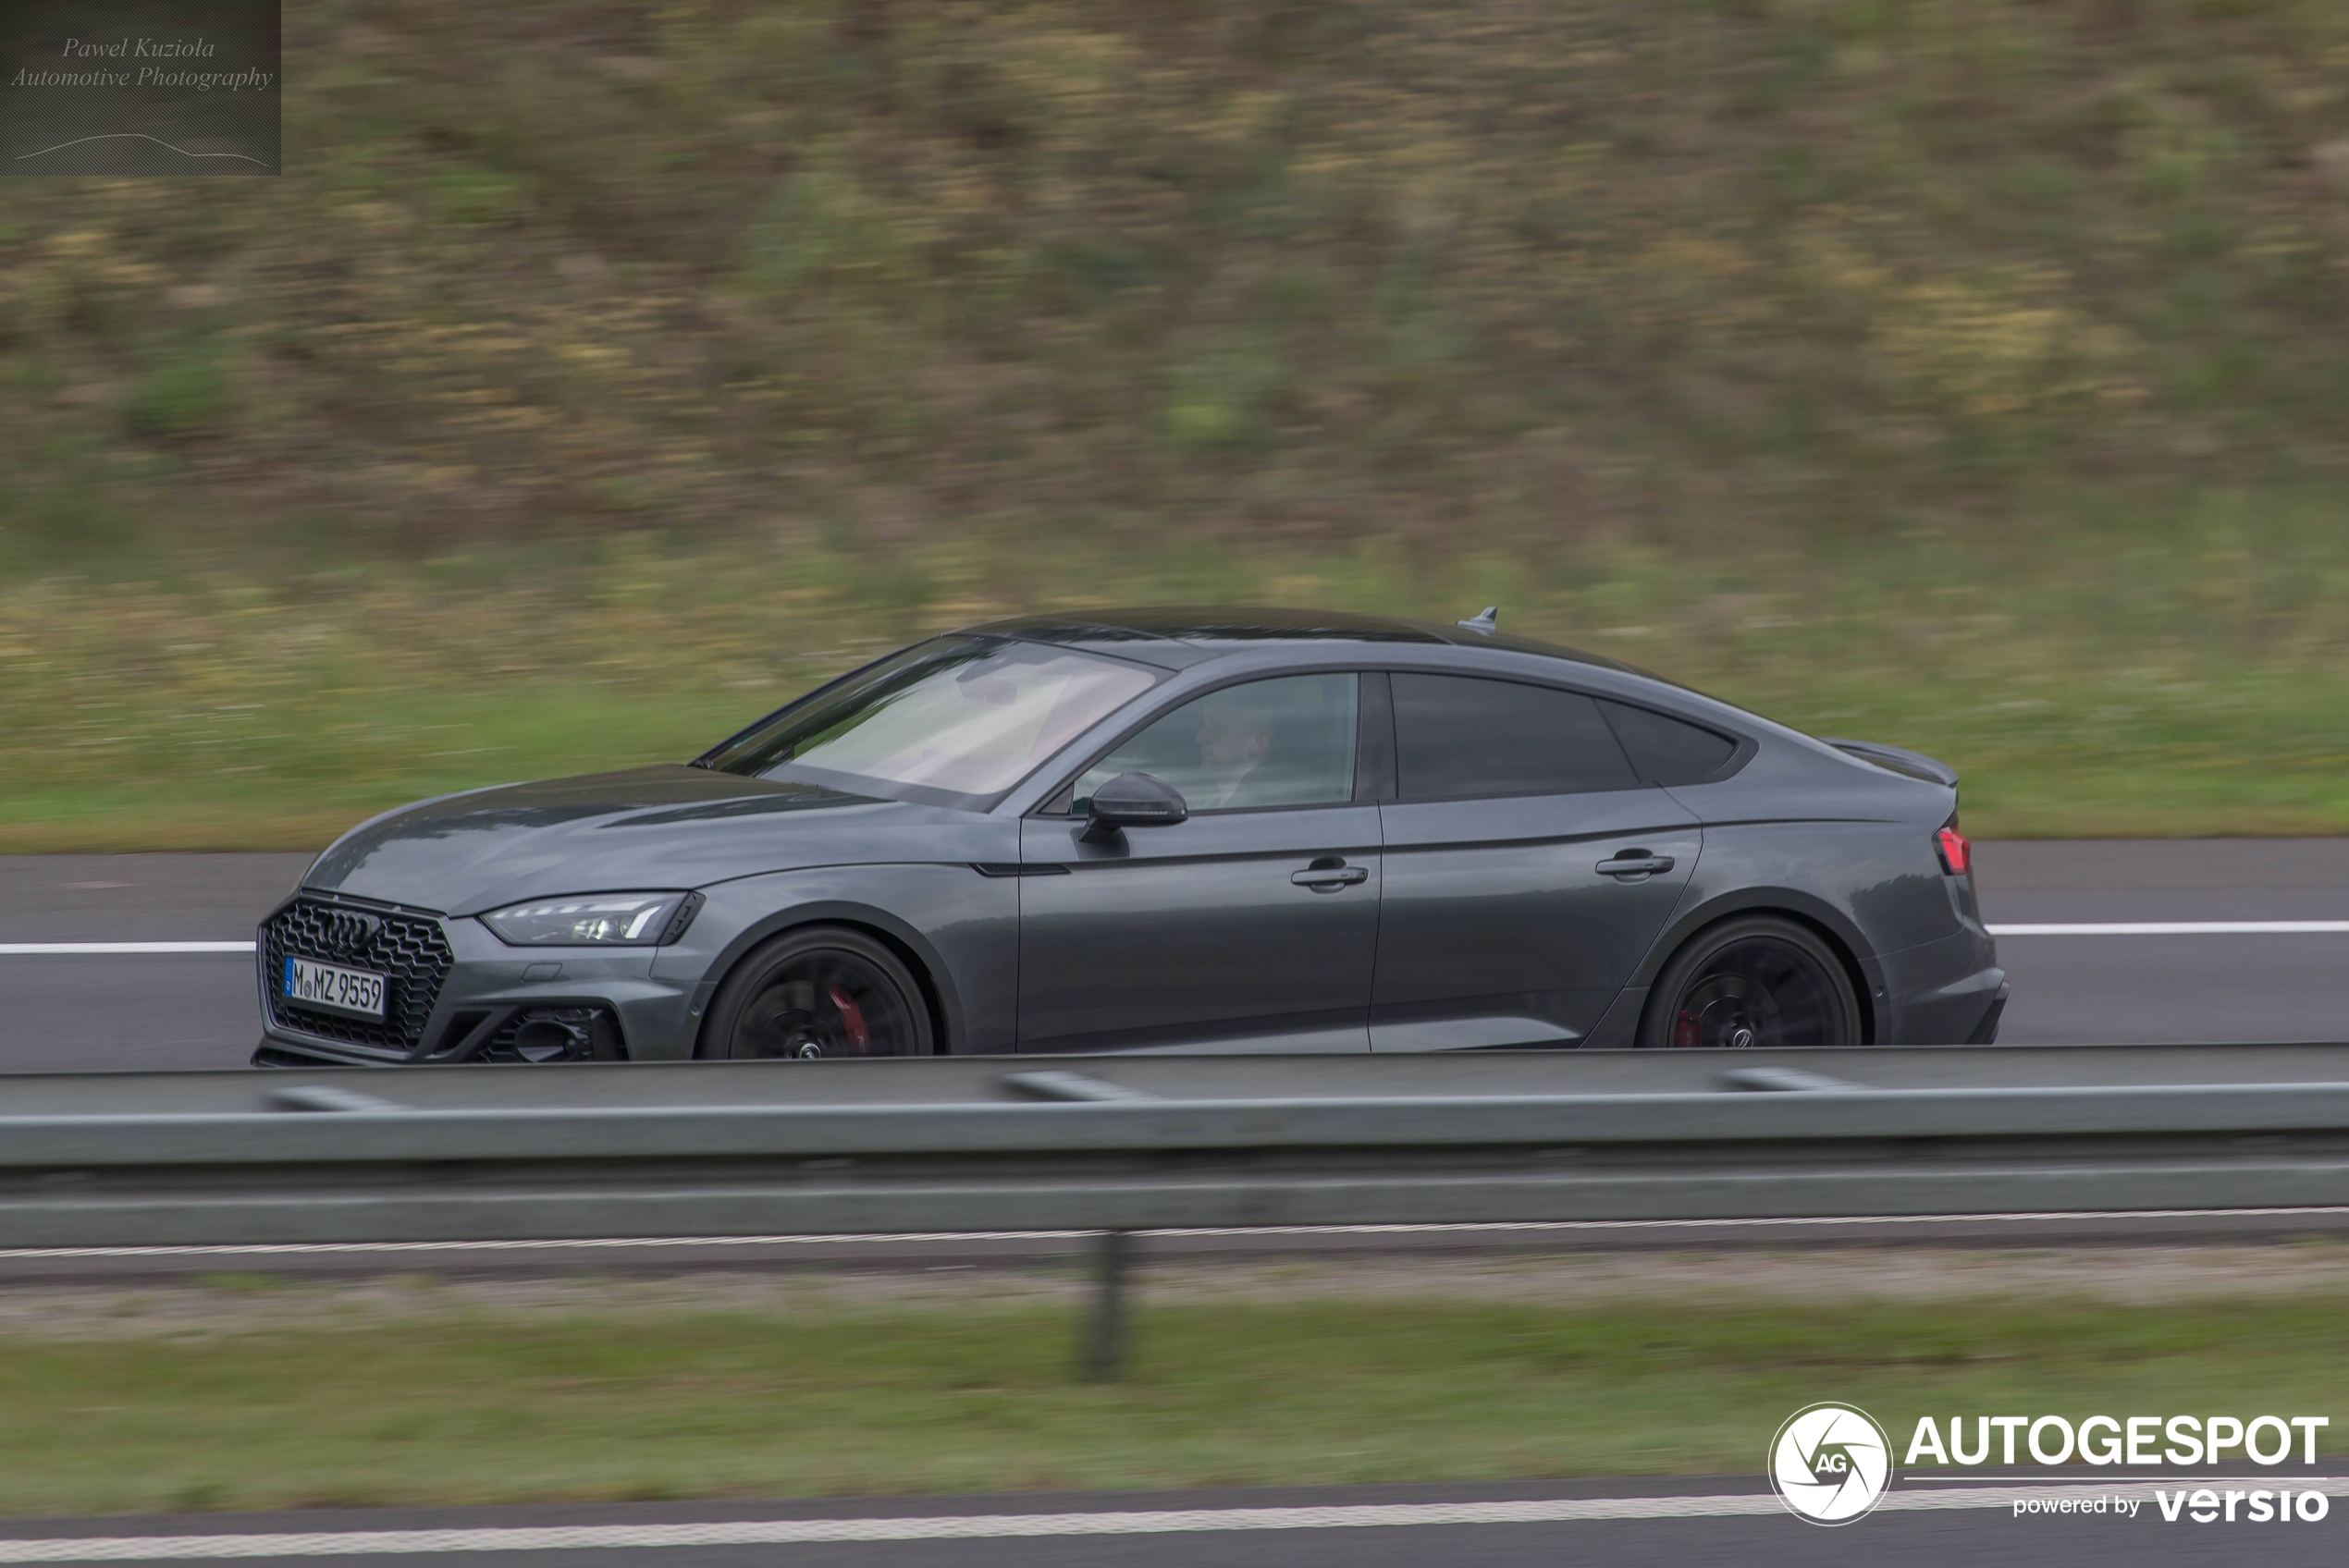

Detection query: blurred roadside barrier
xmin=7 ymin=1044 xmax=2349 ymax=1372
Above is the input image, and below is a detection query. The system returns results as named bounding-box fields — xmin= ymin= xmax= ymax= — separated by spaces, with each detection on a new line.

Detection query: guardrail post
xmin=1079 ymin=1229 xmax=1131 ymax=1382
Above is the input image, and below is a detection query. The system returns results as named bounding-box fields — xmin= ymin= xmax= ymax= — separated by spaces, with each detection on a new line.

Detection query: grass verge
xmin=3 ymin=1277 xmax=2343 ymax=1517
xmin=7 ymin=530 xmax=2349 ymax=851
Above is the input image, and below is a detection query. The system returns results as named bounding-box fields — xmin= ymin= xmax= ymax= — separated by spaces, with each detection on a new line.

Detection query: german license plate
xmin=282 ymin=956 xmax=387 ymax=1019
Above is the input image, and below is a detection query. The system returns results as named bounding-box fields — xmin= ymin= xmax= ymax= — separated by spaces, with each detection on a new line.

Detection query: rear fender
xmin=1627 ymin=887 xmax=1890 ymax=1043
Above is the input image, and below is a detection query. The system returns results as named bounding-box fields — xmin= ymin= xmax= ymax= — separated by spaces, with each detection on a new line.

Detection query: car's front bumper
xmin=255 ymin=893 xmax=695 ymax=1066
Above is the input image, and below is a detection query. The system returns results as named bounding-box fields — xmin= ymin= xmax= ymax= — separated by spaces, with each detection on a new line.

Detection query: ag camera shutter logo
xmin=1769 ymin=1403 xmax=1894 ymax=1525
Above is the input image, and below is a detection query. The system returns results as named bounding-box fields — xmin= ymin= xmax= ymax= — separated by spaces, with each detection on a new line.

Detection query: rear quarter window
xmin=1392 ymin=674 xmax=1639 ymax=799
xmin=1598 ymin=700 xmax=1740 ymax=785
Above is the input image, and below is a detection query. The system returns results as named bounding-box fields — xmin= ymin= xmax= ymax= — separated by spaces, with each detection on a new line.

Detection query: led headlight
xmin=480 ymin=892 xmax=699 ymax=947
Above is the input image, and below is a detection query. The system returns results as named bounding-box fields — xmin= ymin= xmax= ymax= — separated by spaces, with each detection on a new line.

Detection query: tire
xmin=699 ymin=925 xmax=936 ymax=1060
xmin=1637 ymin=915 xmax=1862 ymax=1050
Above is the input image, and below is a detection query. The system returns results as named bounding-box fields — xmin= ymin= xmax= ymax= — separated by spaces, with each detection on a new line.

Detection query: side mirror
xmin=1078 ymin=771 xmax=1188 ymax=843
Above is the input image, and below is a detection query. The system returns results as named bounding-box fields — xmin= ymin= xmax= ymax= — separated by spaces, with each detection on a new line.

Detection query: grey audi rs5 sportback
xmin=256 ymin=607 xmax=2005 ymax=1067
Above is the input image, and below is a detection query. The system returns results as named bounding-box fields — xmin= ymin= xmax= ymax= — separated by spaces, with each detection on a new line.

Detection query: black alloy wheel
xmin=702 ymin=925 xmax=934 ymax=1060
xmin=1638 ymin=915 xmax=1862 ymax=1049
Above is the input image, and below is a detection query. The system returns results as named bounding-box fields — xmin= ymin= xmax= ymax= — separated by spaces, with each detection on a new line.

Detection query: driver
xmin=1190 ymin=692 xmax=1281 ymax=809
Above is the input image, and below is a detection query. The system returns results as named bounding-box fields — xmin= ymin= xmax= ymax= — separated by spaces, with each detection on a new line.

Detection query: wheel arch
xmin=1632 ymin=890 xmax=1882 ymax=1046
xmin=690 ymin=901 xmax=958 ymax=1058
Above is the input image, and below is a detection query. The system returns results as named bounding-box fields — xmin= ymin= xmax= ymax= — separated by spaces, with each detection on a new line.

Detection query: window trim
xmin=1024 ymin=663 xmax=1753 ymax=817
xmin=1030 ymin=668 xmax=1369 ymax=820
xmin=1354 ymin=671 xmax=1397 ymax=802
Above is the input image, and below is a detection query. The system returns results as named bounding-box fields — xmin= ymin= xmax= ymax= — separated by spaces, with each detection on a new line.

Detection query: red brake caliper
xmin=825 ymin=982 xmax=871 ymax=1055
xmin=1673 ymin=1011 xmax=1703 ymax=1049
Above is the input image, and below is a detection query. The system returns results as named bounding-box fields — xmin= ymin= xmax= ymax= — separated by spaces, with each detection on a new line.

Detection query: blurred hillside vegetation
xmin=5 ymin=0 xmax=2349 ymax=846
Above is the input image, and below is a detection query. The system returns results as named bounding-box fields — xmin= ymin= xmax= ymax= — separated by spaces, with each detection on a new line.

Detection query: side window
xmin=1392 ymin=674 xmax=1637 ymax=800
xmin=1074 ymin=673 xmax=1359 ymax=814
xmin=1599 ymin=700 xmax=1739 ymax=786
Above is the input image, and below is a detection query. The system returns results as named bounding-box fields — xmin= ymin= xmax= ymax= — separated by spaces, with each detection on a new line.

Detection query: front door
xmin=1017 ymin=672 xmax=1379 ymax=1052
xmin=1371 ymin=672 xmax=1701 ymax=1049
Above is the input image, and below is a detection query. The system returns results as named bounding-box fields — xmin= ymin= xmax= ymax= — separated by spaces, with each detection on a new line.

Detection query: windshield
xmin=704 ymin=637 xmax=1161 ymax=801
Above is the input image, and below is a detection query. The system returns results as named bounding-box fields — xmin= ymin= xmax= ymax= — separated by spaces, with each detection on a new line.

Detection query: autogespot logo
xmin=1769 ymin=1403 xmax=1894 ymax=1525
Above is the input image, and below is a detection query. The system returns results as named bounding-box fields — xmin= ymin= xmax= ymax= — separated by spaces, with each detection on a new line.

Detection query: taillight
xmin=1936 ymin=823 xmax=1972 ymax=876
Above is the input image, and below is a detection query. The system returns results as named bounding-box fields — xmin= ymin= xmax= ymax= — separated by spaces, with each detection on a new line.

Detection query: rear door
xmin=1371 ymin=673 xmax=1701 ymax=1050
xmin=1017 ymin=672 xmax=1379 ymax=1052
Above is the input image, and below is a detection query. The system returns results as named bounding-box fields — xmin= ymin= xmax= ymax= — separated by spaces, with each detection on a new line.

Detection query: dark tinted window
xmin=1599 ymin=700 xmax=1739 ymax=785
xmin=1393 ymin=675 xmax=1638 ymax=800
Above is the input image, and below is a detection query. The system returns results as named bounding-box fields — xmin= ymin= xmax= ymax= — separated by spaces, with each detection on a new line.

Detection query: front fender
xmin=648 ymin=864 xmax=1019 ymax=1059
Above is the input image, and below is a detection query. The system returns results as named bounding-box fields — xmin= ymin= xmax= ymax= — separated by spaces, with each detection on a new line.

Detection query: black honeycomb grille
xmin=263 ymin=898 xmax=453 ymax=1054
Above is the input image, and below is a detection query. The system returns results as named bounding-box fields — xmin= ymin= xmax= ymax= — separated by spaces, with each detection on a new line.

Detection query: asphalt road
xmin=2 ymin=839 xmax=2347 ymax=1072
xmin=0 ymin=1478 xmax=2333 ymax=1566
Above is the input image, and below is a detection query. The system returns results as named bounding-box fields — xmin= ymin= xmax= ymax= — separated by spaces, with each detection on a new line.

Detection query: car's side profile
xmin=255 ymin=607 xmax=2005 ymax=1067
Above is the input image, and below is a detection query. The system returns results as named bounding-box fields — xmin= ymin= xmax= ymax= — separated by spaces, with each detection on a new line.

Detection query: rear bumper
xmin=1876 ymin=925 xmax=2005 ymax=1046
xmin=1965 ymin=982 xmax=2010 ymax=1045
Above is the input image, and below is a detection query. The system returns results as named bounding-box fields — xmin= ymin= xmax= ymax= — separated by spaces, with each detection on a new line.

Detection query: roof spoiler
xmin=1821 ymin=738 xmax=1959 ymax=789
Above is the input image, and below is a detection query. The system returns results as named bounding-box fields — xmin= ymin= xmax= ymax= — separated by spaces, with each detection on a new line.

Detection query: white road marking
xmin=0 ymin=1209 xmax=2343 ymax=1262
xmin=0 ymin=1485 xmax=2329 ymax=1559
xmin=0 ymin=943 xmax=255 ymax=955
xmin=1989 ymin=921 xmax=2349 ymax=936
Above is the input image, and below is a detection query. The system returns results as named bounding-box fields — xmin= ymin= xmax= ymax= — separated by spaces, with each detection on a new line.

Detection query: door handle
xmin=1292 ymin=864 xmax=1371 ymax=888
xmin=1596 ymin=852 xmax=1675 ymax=878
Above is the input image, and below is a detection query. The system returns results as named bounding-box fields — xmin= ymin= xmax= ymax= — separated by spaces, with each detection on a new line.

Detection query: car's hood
xmin=303 ymin=766 xmax=1002 ymax=914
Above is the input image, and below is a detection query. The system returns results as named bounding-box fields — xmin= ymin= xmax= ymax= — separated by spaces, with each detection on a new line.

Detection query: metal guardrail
xmin=7 ymin=1044 xmax=2349 ymax=1375
xmin=6 ymin=1044 xmax=2349 ymax=1241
